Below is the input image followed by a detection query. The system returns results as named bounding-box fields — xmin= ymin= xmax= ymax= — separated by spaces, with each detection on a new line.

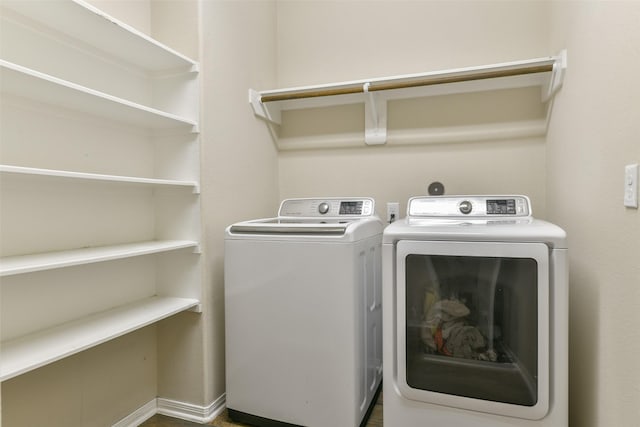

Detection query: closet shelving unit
xmin=0 ymin=0 xmax=201 ymax=382
xmin=250 ymin=51 xmax=566 ymax=149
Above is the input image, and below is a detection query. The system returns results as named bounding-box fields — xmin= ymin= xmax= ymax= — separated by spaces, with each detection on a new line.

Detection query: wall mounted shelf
xmin=0 ymin=296 xmax=199 ymax=382
xmin=0 ymin=240 xmax=199 ymax=277
xmin=0 ymin=60 xmax=198 ymax=132
xmin=250 ymin=51 xmax=567 ymax=148
xmin=1 ymin=0 xmax=198 ymax=73
xmin=0 ymin=165 xmax=200 ymax=193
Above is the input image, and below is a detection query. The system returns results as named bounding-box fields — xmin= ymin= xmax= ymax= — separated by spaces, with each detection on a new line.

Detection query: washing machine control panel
xmin=279 ymin=198 xmax=375 ymax=217
xmin=408 ymin=195 xmax=531 ymax=217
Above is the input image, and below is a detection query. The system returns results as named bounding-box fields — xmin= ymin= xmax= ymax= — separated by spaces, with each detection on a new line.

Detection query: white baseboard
xmin=112 ymin=400 xmax=157 ymax=427
xmin=112 ymin=394 xmax=226 ymax=426
xmin=157 ymin=393 xmax=226 ymax=424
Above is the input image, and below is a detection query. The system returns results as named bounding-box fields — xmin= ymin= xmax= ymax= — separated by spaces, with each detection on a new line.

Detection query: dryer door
xmin=395 ymin=240 xmax=549 ymax=420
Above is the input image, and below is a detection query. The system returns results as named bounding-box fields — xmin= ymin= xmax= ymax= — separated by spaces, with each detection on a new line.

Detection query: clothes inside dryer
xmin=404 ymin=254 xmax=539 ymax=406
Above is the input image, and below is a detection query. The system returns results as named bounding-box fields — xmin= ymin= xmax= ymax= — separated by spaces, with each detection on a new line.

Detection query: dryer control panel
xmin=279 ymin=197 xmax=375 ymax=217
xmin=408 ymin=195 xmax=531 ymax=217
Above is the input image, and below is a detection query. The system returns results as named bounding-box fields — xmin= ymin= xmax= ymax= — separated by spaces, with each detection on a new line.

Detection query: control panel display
xmin=486 ymin=199 xmax=517 ymax=215
xmin=408 ymin=196 xmax=530 ymax=217
xmin=339 ymin=201 xmax=363 ymax=215
xmin=279 ymin=198 xmax=374 ymax=217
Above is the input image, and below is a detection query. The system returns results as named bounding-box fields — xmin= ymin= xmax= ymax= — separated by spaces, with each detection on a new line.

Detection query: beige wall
xmin=276 ymin=0 xmax=551 ymax=87
xmin=547 ymin=2 xmax=640 ymax=426
xmin=276 ymin=0 xmax=551 ymax=219
xmin=198 ymin=0 xmax=279 ymax=405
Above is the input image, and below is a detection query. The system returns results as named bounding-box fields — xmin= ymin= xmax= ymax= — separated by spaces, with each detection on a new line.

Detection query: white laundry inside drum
xmin=406 ymin=255 xmax=539 ymax=406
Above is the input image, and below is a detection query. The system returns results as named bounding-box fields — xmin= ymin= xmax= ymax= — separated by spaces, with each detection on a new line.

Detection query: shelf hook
xmin=363 ymin=82 xmax=377 ymax=126
xmin=363 ymin=82 xmax=387 ymax=145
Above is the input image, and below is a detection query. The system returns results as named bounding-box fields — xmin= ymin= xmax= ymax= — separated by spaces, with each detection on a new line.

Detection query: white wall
xmin=547 ymin=2 xmax=640 ymax=426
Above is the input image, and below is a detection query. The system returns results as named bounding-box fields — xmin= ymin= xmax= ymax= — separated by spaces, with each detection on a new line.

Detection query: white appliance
xmin=382 ymin=195 xmax=568 ymax=426
xmin=225 ymin=197 xmax=383 ymax=427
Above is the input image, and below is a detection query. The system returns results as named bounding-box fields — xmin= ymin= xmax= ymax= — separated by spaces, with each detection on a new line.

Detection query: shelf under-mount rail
xmin=249 ymin=51 xmax=567 ymax=146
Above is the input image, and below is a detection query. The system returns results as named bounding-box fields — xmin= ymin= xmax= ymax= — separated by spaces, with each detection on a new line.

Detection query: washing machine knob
xmin=459 ymin=200 xmax=473 ymax=215
xmin=318 ymin=202 xmax=330 ymax=214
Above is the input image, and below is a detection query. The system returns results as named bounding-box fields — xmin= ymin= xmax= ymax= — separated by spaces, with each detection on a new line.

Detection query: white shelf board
xmin=0 ymin=60 xmax=198 ymax=131
xmin=0 ymin=296 xmax=199 ymax=382
xmin=0 ymin=240 xmax=199 ymax=277
xmin=0 ymin=165 xmax=200 ymax=193
xmin=251 ymin=53 xmax=565 ymax=122
xmin=1 ymin=0 xmax=198 ymax=73
xmin=250 ymin=52 xmax=566 ymax=147
xmin=260 ymin=55 xmax=557 ymax=105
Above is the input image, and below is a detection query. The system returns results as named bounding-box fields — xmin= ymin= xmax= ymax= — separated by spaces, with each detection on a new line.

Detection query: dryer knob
xmin=318 ymin=202 xmax=330 ymax=214
xmin=459 ymin=200 xmax=473 ymax=215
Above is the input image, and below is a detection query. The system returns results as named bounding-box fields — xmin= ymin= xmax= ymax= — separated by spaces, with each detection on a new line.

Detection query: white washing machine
xmin=225 ymin=197 xmax=383 ymax=427
xmin=382 ymin=195 xmax=568 ymax=426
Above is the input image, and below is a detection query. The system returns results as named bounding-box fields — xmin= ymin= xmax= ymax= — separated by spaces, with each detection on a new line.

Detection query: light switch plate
xmin=624 ymin=163 xmax=638 ymax=208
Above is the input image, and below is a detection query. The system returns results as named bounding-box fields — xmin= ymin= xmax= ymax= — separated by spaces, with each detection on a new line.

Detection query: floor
xmin=140 ymin=392 xmax=383 ymax=427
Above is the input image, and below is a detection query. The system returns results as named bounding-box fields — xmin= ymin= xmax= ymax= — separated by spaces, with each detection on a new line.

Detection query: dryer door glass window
xmin=396 ymin=241 xmax=550 ymax=417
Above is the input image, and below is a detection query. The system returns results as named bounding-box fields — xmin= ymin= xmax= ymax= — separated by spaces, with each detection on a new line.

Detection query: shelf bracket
xmin=544 ymin=49 xmax=567 ymax=102
xmin=249 ymin=89 xmax=281 ymax=124
xmin=363 ymin=83 xmax=387 ymax=145
xmin=188 ymin=303 xmax=203 ymax=313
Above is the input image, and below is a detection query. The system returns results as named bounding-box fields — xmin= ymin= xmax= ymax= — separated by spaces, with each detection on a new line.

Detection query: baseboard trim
xmin=112 ymin=394 xmax=226 ymax=426
xmin=112 ymin=400 xmax=157 ymax=427
xmin=157 ymin=393 xmax=226 ymax=424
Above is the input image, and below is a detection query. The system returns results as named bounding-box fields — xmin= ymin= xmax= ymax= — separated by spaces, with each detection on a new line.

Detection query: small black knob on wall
xmin=428 ymin=181 xmax=445 ymax=196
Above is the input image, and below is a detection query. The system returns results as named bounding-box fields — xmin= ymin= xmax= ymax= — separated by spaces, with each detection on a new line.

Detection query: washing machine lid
xmin=229 ymin=218 xmax=352 ymax=235
xmin=227 ymin=197 xmax=383 ymax=238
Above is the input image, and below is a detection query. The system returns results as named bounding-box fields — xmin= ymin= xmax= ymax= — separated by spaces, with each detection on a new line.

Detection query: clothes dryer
xmin=225 ymin=197 xmax=383 ymax=427
xmin=382 ymin=195 xmax=568 ymax=426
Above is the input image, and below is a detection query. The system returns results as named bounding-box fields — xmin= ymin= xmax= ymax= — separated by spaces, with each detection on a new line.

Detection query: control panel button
xmin=459 ymin=200 xmax=473 ymax=214
xmin=318 ymin=202 xmax=330 ymax=214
